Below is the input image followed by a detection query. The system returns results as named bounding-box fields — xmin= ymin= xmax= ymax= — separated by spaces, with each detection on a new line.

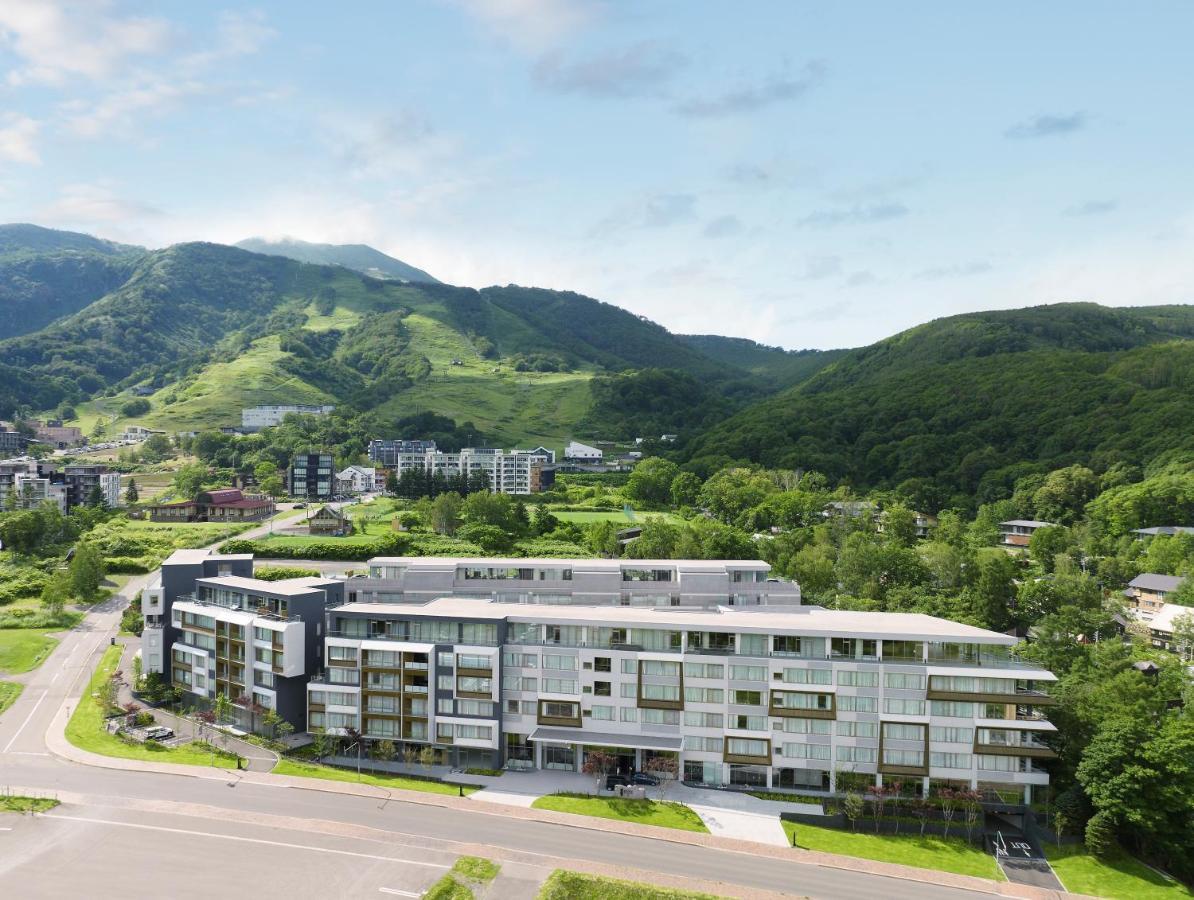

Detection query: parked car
xmin=145 ymin=726 xmax=174 ymax=741
xmin=604 ymin=774 xmax=629 ymax=790
xmin=629 ymin=772 xmax=660 ymax=786
xmin=292 ymin=502 xmax=307 ymax=509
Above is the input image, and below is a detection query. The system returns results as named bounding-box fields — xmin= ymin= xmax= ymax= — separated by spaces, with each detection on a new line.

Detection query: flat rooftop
xmin=196 ymin=574 xmax=341 ymax=596
xmin=367 ymin=556 xmax=774 ymax=570
xmin=328 ymin=597 xmax=1017 ymax=644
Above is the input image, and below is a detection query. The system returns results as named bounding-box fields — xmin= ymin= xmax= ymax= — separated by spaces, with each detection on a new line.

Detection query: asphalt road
xmin=0 ymin=537 xmax=1019 ymax=900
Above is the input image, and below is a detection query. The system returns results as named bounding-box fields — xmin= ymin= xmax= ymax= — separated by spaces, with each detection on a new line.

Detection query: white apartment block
xmin=353 ymin=557 xmax=801 ymax=607
xmin=310 ymin=599 xmax=1056 ymax=802
xmin=374 ymin=446 xmax=544 ymax=495
xmin=242 ymin=405 xmax=335 ymax=430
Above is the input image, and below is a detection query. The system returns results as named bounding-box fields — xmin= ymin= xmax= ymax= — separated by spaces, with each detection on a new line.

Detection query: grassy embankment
xmin=531 ymin=793 xmax=708 ymax=833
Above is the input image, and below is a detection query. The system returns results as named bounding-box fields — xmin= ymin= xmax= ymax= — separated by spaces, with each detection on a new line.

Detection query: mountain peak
xmin=0 ymin=223 xmax=143 ymax=257
xmin=234 ymin=236 xmax=438 ymax=283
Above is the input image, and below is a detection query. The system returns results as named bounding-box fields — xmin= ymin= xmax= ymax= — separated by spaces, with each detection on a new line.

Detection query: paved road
xmin=0 ymin=537 xmax=1060 ymax=900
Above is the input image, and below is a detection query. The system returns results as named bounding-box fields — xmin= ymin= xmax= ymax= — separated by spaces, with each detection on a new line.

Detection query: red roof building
xmin=148 ymin=488 xmax=275 ymax=523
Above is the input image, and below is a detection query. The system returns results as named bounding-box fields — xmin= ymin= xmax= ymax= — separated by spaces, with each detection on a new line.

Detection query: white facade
xmin=242 ymin=405 xmax=335 ymax=430
xmin=385 ymin=447 xmax=541 ymax=495
xmin=565 ymin=441 xmax=602 ymax=461
xmin=336 ymin=465 xmax=378 ymax=495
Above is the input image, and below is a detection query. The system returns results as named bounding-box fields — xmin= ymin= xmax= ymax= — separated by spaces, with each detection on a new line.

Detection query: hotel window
xmin=457 ymin=676 xmax=492 ymax=694
xmin=502 ymin=651 xmax=537 ymax=668
xmin=253 ymin=626 xmax=272 ymax=642
xmin=882 ymin=749 xmax=925 ymax=767
xmin=977 ymin=755 xmax=1019 ymax=772
xmin=593 ymin=681 xmax=611 ymax=697
xmin=541 ymin=701 xmax=579 ymax=719
xmin=883 ymin=698 xmax=926 ymax=716
xmin=684 ymin=711 xmax=724 ymax=728
xmin=684 ymin=736 xmax=723 ymax=752
xmin=437 ymin=675 xmax=454 ymax=690
xmin=542 ymin=678 xmax=578 ymax=694
xmin=730 ymin=714 xmax=766 ymax=730
xmin=457 ymin=699 xmax=495 ymax=717
xmin=543 ymin=654 xmax=578 ymax=671
xmin=593 ymin=657 xmax=611 ymax=672
xmin=590 ymin=705 xmax=615 ymax=721
xmin=772 ymin=691 xmax=832 ymax=711
xmin=727 ymin=738 xmax=769 ymax=757
xmin=620 ymin=707 xmax=638 ymax=722
xmin=328 ymin=668 xmax=360 ymax=685
xmin=738 ymin=633 xmax=767 ymax=656
xmin=461 ymin=623 xmax=498 ymax=645
xmin=502 ymin=675 xmax=537 ymax=692
xmin=930 ymin=726 xmax=974 ymax=743
xmin=457 ymin=654 xmax=492 ymax=670
xmin=640 ymin=708 xmax=680 ymax=725
xmin=439 ymin=652 xmax=456 ymax=668
xmin=883 ymin=723 xmax=925 ymax=741
xmin=621 ymin=659 xmax=638 ymax=674
xmin=930 ymin=700 xmax=975 ymax=718
xmin=683 ymin=662 xmax=724 ymax=679
xmin=881 ymin=640 xmax=923 ymax=661
xmin=836 ymin=720 xmax=878 ymax=738
xmin=543 ymin=745 xmax=574 ymax=770
xmin=641 ymin=660 xmax=680 ymax=677
xmin=773 ymin=718 xmax=831 ymax=734
xmin=505 ymin=699 xmax=521 ymax=715
xmin=622 ymin=568 xmax=673 ymax=582
xmin=733 ymin=690 xmax=763 ymax=706
xmin=684 ymin=686 xmax=724 ymax=704
xmin=633 ymin=629 xmax=681 ymax=651
xmin=730 ymin=665 xmax=766 ymax=682
xmin=783 ymin=668 xmax=832 ymax=685
xmin=641 ymin=684 xmax=681 ymax=702
xmin=884 ymin=672 xmax=926 ymax=690
xmin=782 ymin=743 xmax=831 ymax=760
xmin=836 ymin=670 xmax=878 ymax=687
xmin=930 ymin=753 xmax=972 ymax=769
xmin=620 ymin=683 xmax=637 ymax=698
xmin=836 ymin=746 xmax=878 ymax=763
xmin=328 ymin=646 xmax=358 ymax=662
xmin=835 ymin=695 xmax=876 ymax=712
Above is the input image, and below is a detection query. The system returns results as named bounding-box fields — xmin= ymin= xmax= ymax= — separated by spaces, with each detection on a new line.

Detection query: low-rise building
xmin=1125 ymin=573 xmax=1187 ymax=620
xmin=310 ymin=598 xmax=1056 ymax=800
xmin=352 ymin=557 xmax=801 ymax=608
xmin=147 ymin=488 xmax=275 ymax=523
xmin=242 ymin=405 xmax=335 ymax=431
xmin=140 ymin=549 xmax=345 ymax=731
xmin=564 ymin=441 xmax=602 ymax=462
xmin=1132 ymin=526 xmax=1194 ymax=540
xmin=335 ymin=465 xmax=378 ymax=495
xmin=120 ymin=425 xmax=165 ymax=443
xmin=2 ymin=419 xmax=84 ymax=449
xmin=308 ymin=504 xmax=352 ymax=536
xmin=0 ymin=431 xmax=29 ymax=455
xmin=62 ymin=464 xmax=121 ymax=508
xmin=370 ymin=444 xmax=545 ymax=495
xmin=1142 ymin=602 xmax=1194 ymax=655
xmin=998 ymin=520 xmax=1055 ymax=549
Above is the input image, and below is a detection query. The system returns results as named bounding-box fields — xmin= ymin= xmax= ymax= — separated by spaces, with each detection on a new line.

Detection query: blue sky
xmin=2 ymin=1 xmax=1192 ymax=349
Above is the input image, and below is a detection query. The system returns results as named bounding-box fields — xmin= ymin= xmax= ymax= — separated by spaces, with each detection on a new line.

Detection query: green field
xmin=1045 ymin=845 xmax=1194 ymax=899
xmin=550 ymin=510 xmax=683 ymax=525
xmin=0 ymin=681 xmax=23 ymax=717
xmin=0 ymin=629 xmax=61 ymax=674
xmin=782 ymin=821 xmax=1004 ymax=882
xmin=531 ymin=793 xmax=708 ymax=833
xmin=271 ymin=758 xmax=480 ymax=795
xmin=65 ymin=645 xmax=238 ymax=768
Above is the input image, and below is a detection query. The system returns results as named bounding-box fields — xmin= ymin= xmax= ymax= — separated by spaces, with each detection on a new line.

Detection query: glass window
xmin=684 ymin=711 xmax=724 ymax=728
xmin=542 ymin=678 xmax=578 ymax=694
xmin=882 ymin=640 xmax=923 ymax=661
xmin=640 ymin=708 xmax=680 ymax=725
xmin=837 ymin=670 xmax=878 ymax=687
xmin=930 ymin=700 xmax=975 ymax=718
xmin=783 ymin=668 xmax=832 ymax=685
xmin=931 ymin=726 xmax=974 ymax=743
xmin=835 ymin=695 xmax=876 ymax=712
xmin=773 ymin=718 xmax=831 ymax=734
xmin=642 ymin=684 xmax=681 ymax=702
xmin=883 ymin=722 xmax=926 ymax=741
xmin=683 ymin=662 xmax=724 ymax=679
xmin=684 ymin=686 xmax=724 ymax=703
xmin=883 ymin=698 xmax=926 ymax=716
xmin=543 ymin=654 xmax=578 ymax=671
xmin=640 ymin=660 xmax=681 ymax=677
xmin=619 ymin=707 xmax=637 ymax=722
xmin=738 ymin=634 xmax=767 ymax=656
xmin=727 ymin=738 xmax=769 ymax=756
xmin=885 ymin=672 xmax=927 ymax=690
xmin=930 ymin=753 xmax=972 ymax=769
xmin=730 ymin=665 xmax=766 ymax=682
xmin=590 ymin=705 xmax=615 ymax=721
xmin=733 ymin=690 xmax=763 ymax=706
xmin=836 ymin=746 xmax=878 ymax=763
xmin=836 ymin=720 xmax=877 ymax=738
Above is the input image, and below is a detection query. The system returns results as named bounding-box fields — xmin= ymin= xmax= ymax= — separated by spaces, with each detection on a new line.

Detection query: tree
xmin=259 ymin=474 xmax=284 ymax=497
xmin=120 ymin=398 xmax=151 ymax=417
xmin=254 ymin=460 xmax=279 ymax=483
xmin=461 ymin=491 xmax=517 ymax=531
xmin=457 ymin=523 xmax=514 ymax=553
xmin=213 ymin=692 xmax=233 ymax=726
xmin=670 ymin=471 xmax=702 ymax=507
xmin=843 ymin=792 xmax=864 ymax=832
xmin=531 ymin=505 xmax=559 ymax=536
xmin=961 ymin=790 xmax=983 ymax=842
xmin=69 ymin=541 xmax=106 ymax=601
xmin=644 ymin=755 xmax=678 ymax=800
xmin=625 ymin=457 xmax=680 ymax=507
xmin=698 ymin=467 xmax=777 ymax=526
xmin=882 ymin=505 xmax=918 ymax=547
xmin=172 ymin=462 xmax=211 ymax=499
xmin=384 ymin=470 xmax=399 ymax=494
xmin=418 ymin=745 xmax=438 ymax=772
xmin=912 ymin=796 xmax=933 ymax=836
xmin=938 ymin=788 xmax=959 ymax=838
xmin=140 ymin=433 xmax=173 ymax=462
xmin=309 ymin=728 xmax=332 ymax=763
xmin=870 ymin=783 xmax=894 ymax=832
xmin=374 ymin=739 xmax=397 ymax=767
xmin=85 ymin=483 xmax=106 ymax=508
xmin=968 ymin=551 xmax=1018 ymax=631
xmin=1084 ymin=810 xmax=1118 ymax=858
xmin=582 ymin=750 xmax=615 ymax=792
xmin=1028 ymin=525 xmax=1073 ymax=572
xmin=1032 ymin=465 xmax=1098 ymax=525
xmin=39 ymin=569 xmax=70 ymax=618
xmin=429 ymin=492 xmax=463 ymax=535
xmin=124 ymin=479 xmax=139 ymax=505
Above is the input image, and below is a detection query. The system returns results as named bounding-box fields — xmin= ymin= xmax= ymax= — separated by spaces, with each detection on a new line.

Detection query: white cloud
xmin=0 ymin=0 xmax=173 ymax=86
xmin=40 ymin=182 xmax=163 ymax=226
xmin=0 ymin=114 xmax=40 ymax=164
xmin=448 ymin=0 xmax=599 ymax=51
xmin=61 ymin=79 xmax=207 ymax=139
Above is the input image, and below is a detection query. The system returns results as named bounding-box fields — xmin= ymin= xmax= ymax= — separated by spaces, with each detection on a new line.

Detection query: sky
xmin=2 ymin=1 xmax=1193 ymax=350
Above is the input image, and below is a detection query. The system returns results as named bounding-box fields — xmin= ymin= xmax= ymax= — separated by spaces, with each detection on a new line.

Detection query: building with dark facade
xmin=288 ymin=451 xmax=335 ymax=500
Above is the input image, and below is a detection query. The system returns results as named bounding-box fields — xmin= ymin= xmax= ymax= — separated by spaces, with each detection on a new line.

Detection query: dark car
xmin=629 ymin=772 xmax=660 ymax=786
xmin=604 ymin=774 xmax=629 ymax=790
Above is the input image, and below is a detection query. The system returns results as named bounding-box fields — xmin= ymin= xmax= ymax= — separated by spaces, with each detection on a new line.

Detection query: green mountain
xmin=0 ymin=224 xmax=145 ymax=338
xmin=234 ymin=237 xmax=439 ymax=283
xmin=0 ymin=230 xmax=788 ymax=447
xmin=682 ymin=302 xmax=1194 ymax=501
xmin=677 ymin=334 xmax=845 ymax=384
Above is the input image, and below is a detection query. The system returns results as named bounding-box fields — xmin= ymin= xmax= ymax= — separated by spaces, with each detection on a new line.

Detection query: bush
xmin=253 ymin=565 xmax=320 ymax=581
xmin=104 ymin=556 xmax=151 ymax=574
xmin=120 ymin=399 xmax=151 ymax=417
xmin=120 ymin=604 xmax=144 ymax=636
xmin=1084 ymin=810 xmax=1118 ymax=858
xmin=220 ymin=535 xmax=409 ymax=561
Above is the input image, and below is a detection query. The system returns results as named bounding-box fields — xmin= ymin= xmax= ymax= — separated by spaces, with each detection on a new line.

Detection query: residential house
xmin=564 ymin=441 xmax=602 ymax=462
xmin=242 ymin=405 xmax=335 ymax=431
xmin=121 ymin=425 xmax=165 ymax=443
xmin=335 ymin=465 xmax=378 ymax=495
xmin=1132 ymin=526 xmax=1194 ymax=540
xmin=308 ymin=504 xmax=351 ymax=536
xmin=148 ymin=488 xmax=275 ymax=523
xmin=998 ymin=520 xmax=1056 ymax=549
xmin=1142 ymin=602 xmax=1194 ymax=655
xmin=1125 ymin=573 xmax=1187 ymax=620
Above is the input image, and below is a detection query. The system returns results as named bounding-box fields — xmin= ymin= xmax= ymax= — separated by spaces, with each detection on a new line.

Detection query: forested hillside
xmin=682 ymin=304 xmax=1194 ymax=504
xmin=234 ymin=237 xmax=439 ymax=283
xmin=678 ymin=334 xmax=845 ymax=385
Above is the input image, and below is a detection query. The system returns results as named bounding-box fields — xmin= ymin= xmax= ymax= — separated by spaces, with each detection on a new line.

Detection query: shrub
xmin=1084 ymin=810 xmax=1118 ymax=858
xmin=105 ymin=556 xmax=151 ymax=574
xmin=254 ymin=565 xmax=320 ymax=581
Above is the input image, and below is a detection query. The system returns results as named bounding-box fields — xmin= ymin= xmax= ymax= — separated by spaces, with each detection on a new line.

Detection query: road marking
xmin=41 ymin=814 xmax=451 ymax=868
xmin=378 ymin=890 xmax=422 ymax=897
xmin=3 ymin=691 xmax=48 ymax=753
xmin=49 ymin=671 xmax=61 ymax=685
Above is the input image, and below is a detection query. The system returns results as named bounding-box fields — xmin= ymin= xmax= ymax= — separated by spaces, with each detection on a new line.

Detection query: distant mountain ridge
xmin=235 ymin=236 xmax=439 ymax=283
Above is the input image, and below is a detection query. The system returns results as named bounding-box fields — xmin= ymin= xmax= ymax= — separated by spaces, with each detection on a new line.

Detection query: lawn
xmin=65 ymin=645 xmax=238 ymax=769
xmin=271 ymin=758 xmax=481 ymax=796
xmin=0 ymin=795 xmax=60 ymax=814
xmin=537 ymin=871 xmax=723 ymax=899
xmin=531 ymin=793 xmax=708 ymax=833
xmin=550 ymin=510 xmax=683 ymax=525
xmin=1044 ymin=844 xmax=1194 ymax=900
xmin=0 ymin=628 xmax=61 ymax=674
xmin=424 ymin=856 xmax=501 ymax=900
xmin=783 ymin=821 xmax=1004 ymax=882
xmin=0 ymin=681 xmax=24 ymax=718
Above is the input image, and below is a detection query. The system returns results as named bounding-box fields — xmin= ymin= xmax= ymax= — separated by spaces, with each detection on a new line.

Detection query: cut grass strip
xmin=531 ymin=792 xmax=708 ymax=833
xmin=271 ymin=758 xmax=480 ymax=796
xmin=424 ymin=856 xmax=502 ymax=900
xmin=782 ymin=821 xmax=1004 ymax=882
xmin=0 ymin=628 xmax=61 ymax=675
xmin=1044 ymin=844 xmax=1194 ymax=900
xmin=0 ymin=795 xmax=60 ymax=813
xmin=0 ymin=680 xmax=23 ymax=718
xmin=65 ymin=645 xmax=237 ymax=769
xmin=537 ymin=870 xmax=723 ymax=899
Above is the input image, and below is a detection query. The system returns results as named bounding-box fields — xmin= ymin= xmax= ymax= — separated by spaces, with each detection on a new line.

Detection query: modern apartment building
xmin=998 ymin=520 xmax=1055 ymax=549
xmin=0 ymin=460 xmax=68 ymax=511
xmin=351 ymin=557 xmax=802 ymax=607
xmin=289 ymin=451 xmax=335 ymax=500
xmin=242 ymin=405 xmax=335 ymax=431
xmin=1 ymin=460 xmax=119 ymax=510
xmin=62 ymin=464 xmax=121 ymax=508
xmin=141 ymin=549 xmax=345 ymax=729
xmin=367 ymin=444 xmax=548 ymax=495
xmin=310 ymin=599 xmax=1056 ymax=801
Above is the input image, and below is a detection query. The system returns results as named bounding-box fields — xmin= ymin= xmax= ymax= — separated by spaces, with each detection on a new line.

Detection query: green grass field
xmin=0 ymin=629 xmax=61 ymax=675
xmin=65 ymin=646 xmax=238 ymax=769
xmin=531 ymin=793 xmax=708 ymax=833
xmin=782 ymin=821 xmax=1004 ymax=882
xmin=537 ymin=871 xmax=723 ymax=899
xmin=271 ymin=758 xmax=480 ymax=795
xmin=0 ymin=681 xmax=24 ymax=718
xmin=1044 ymin=844 xmax=1194 ymax=899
